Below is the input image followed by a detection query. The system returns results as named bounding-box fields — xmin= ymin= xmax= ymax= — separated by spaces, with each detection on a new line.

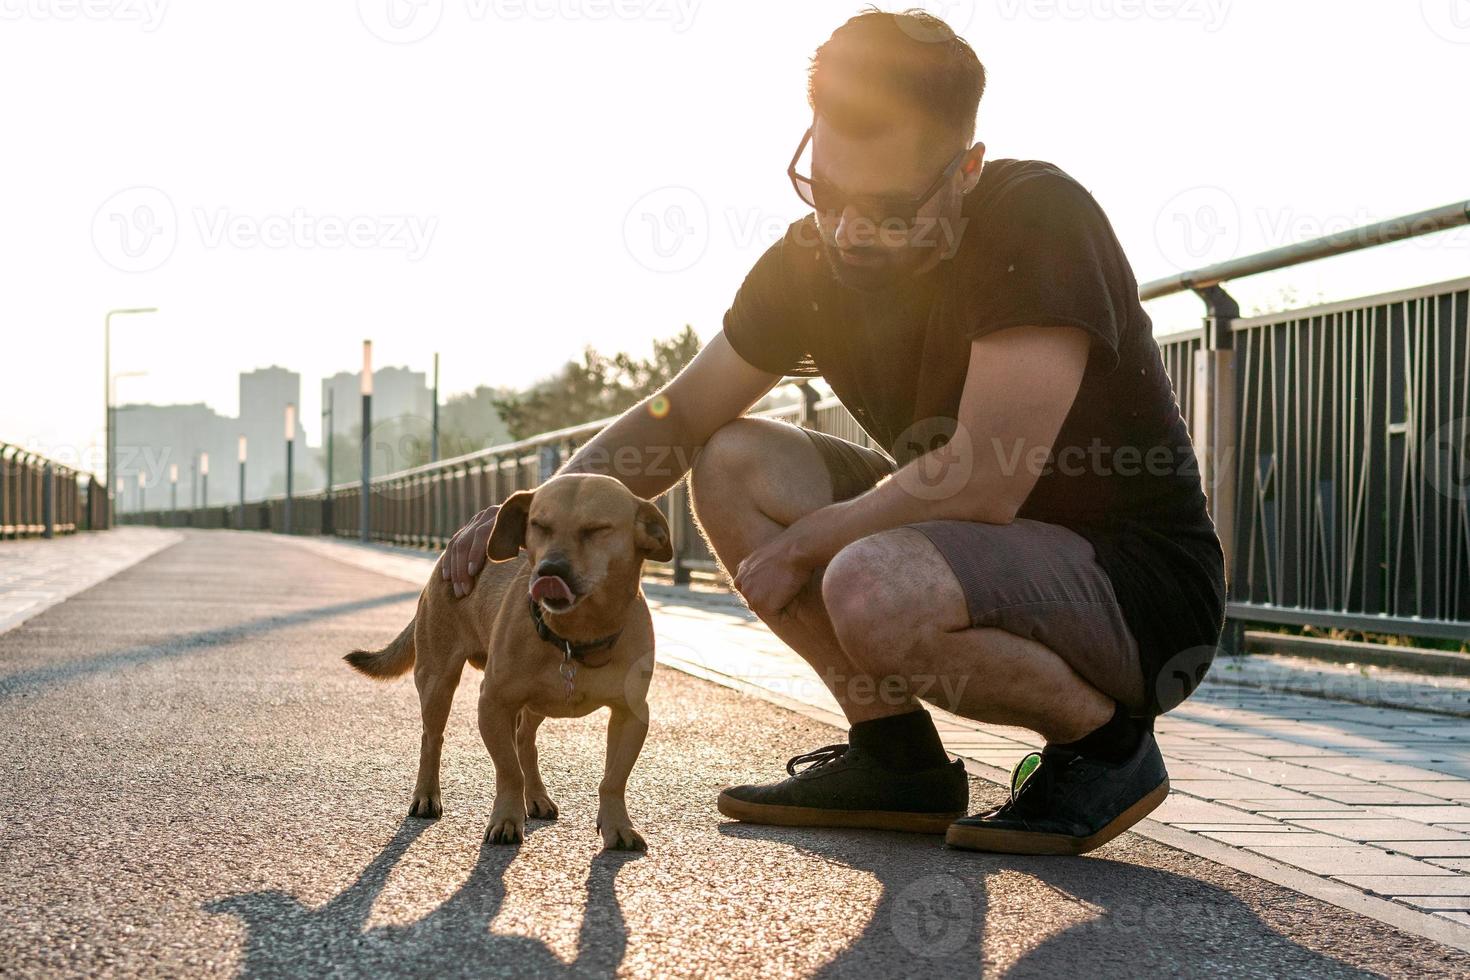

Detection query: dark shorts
xmin=798 ymin=425 xmax=1148 ymax=712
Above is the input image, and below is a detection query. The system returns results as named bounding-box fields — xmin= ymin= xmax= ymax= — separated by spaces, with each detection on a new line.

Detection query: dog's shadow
xmin=206 ymin=818 xmax=635 ymax=977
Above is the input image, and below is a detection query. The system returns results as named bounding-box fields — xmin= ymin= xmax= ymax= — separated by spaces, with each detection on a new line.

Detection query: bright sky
xmin=3 ymin=0 xmax=1467 ymax=481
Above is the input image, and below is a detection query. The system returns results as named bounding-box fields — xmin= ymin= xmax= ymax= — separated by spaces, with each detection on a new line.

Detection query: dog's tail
xmin=344 ymin=620 xmax=416 ymax=679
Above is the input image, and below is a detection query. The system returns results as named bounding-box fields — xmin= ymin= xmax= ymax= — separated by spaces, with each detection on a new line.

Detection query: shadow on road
xmin=0 ymin=590 xmax=418 ymax=701
xmin=203 ymin=817 xmax=1379 ymax=977
xmin=717 ymin=823 xmax=1378 ymax=978
xmin=206 ymin=818 xmax=635 ymax=977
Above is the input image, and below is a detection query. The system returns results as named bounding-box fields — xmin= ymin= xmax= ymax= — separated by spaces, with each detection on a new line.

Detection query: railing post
xmin=796 ymin=380 xmax=819 ymax=429
xmin=0 ymin=448 xmax=9 ymax=540
xmin=41 ymin=463 xmax=55 ymax=539
xmin=671 ymin=480 xmax=691 ymax=585
xmin=1191 ymin=284 xmax=1240 ymax=655
xmin=538 ymin=443 xmax=560 ymax=484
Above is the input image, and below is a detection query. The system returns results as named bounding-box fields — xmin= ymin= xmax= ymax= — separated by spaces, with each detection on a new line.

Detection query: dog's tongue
xmin=530 ymin=575 xmax=574 ymax=604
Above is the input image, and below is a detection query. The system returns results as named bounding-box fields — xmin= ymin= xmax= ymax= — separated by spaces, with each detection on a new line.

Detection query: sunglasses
xmin=787 ymin=125 xmax=970 ymax=230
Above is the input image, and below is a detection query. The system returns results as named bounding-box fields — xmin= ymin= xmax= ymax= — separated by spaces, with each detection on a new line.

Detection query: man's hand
xmin=442 ymin=504 xmax=501 ymax=598
xmin=732 ymin=527 xmax=817 ymax=621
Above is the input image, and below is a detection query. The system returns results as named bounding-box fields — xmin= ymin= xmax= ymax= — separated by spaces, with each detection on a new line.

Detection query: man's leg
xmin=820 ymin=519 xmax=1168 ymax=855
xmin=686 ymin=416 xmax=912 ymax=723
xmin=688 ymin=418 xmax=967 ymax=833
xmin=818 ymin=524 xmax=1126 ymax=742
xmin=687 ymin=419 xmax=1124 ymax=737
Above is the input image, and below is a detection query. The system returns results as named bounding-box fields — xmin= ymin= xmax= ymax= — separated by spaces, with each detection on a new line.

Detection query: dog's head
xmin=484 ymin=473 xmax=673 ymax=621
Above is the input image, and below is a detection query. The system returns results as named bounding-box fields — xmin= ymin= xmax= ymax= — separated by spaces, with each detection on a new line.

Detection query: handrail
xmin=0 ymin=440 xmax=106 ymax=537
xmin=1138 ymin=199 xmax=1470 ymax=302
xmin=0 ymin=442 xmax=88 ymax=481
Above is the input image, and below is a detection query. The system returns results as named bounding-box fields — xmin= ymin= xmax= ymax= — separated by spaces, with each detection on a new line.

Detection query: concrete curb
xmin=1247 ymin=631 xmax=1470 ymax=677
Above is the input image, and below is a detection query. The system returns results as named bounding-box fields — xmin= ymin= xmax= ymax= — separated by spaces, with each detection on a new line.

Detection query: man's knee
xmin=822 ymin=534 xmax=924 ymax=668
xmin=823 ymin=528 xmax=972 ymax=668
xmin=687 ymin=417 xmax=768 ymax=513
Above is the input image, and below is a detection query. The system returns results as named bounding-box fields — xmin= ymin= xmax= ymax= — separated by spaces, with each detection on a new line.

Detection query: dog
xmin=344 ymin=473 xmax=673 ymax=851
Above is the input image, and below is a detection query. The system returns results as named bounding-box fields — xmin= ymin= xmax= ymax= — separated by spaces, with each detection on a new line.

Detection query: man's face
xmin=809 ymin=115 xmax=979 ymax=292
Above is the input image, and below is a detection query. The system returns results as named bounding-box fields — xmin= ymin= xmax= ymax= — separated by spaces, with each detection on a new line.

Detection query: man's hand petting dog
xmin=443 ymin=503 xmax=501 ymax=598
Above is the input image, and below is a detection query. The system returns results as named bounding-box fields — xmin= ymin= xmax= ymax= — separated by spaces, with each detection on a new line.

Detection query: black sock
xmin=1050 ymin=701 xmax=1143 ymax=764
xmin=849 ymin=708 xmax=950 ymax=772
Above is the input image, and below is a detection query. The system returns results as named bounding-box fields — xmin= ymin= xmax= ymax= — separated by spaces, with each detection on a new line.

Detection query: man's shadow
xmin=716 ymin=820 xmax=1381 ymax=978
xmin=206 ymin=819 xmax=635 ymax=977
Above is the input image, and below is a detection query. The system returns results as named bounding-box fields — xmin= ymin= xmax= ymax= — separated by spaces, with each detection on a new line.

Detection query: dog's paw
xmin=526 ymin=793 xmax=560 ymax=820
xmin=484 ymin=815 xmax=525 ymax=846
xmin=598 ymin=822 xmax=647 ymax=853
xmin=408 ymin=791 xmax=443 ymax=820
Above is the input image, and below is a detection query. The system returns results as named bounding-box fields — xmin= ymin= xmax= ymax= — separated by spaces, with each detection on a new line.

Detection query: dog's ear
xmin=633 ymin=498 xmax=674 ymax=563
xmin=486 ymin=490 xmax=535 ymax=562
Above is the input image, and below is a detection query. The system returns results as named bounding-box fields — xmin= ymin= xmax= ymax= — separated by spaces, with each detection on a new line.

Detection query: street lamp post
xmin=284 ymin=402 xmax=296 ymax=535
xmin=432 ymin=351 xmax=440 ymax=463
xmin=237 ymin=436 xmax=247 ymax=530
xmin=360 ymin=341 xmax=373 ymax=544
xmin=168 ymin=463 xmax=178 ymax=527
xmin=104 ymin=307 xmax=158 ymax=527
xmin=200 ymin=452 xmax=209 ymax=514
xmin=323 ymin=388 xmax=335 ymax=535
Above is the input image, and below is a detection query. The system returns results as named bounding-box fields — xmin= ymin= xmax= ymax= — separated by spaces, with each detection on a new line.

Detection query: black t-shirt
xmin=721 ymin=158 xmax=1227 ymax=715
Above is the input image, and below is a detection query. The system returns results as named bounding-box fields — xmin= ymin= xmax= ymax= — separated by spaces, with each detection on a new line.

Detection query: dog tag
xmin=560 ymin=643 xmax=577 ymax=699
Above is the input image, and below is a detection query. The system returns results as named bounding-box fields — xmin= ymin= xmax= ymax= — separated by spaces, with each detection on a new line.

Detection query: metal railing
xmin=123 ymin=198 xmax=1470 ymax=657
xmin=120 ymin=403 xmax=809 ymax=584
xmin=1138 ymin=198 xmax=1470 ymax=654
xmin=1223 ymin=278 xmax=1469 ymax=643
xmin=0 ymin=443 xmax=108 ymax=539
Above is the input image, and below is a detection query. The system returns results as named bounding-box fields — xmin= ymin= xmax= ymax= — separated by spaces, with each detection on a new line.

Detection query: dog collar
xmin=527 ymin=594 xmax=623 ymax=662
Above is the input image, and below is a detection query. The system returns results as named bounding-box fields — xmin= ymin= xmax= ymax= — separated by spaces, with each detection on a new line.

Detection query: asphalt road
xmin=1 ymin=532 xmax=1466 ymax=977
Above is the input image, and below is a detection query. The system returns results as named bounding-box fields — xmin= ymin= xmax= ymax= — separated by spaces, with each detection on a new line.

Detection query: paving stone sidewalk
xmin=276 ymin=532 xmax=1470 ymax=947
xmin=0 ymin=527 xmax=180 ymax=634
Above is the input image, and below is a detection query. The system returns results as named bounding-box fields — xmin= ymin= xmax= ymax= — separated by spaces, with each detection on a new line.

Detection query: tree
xmin=492 ymin=325 xmax=703 ymax=440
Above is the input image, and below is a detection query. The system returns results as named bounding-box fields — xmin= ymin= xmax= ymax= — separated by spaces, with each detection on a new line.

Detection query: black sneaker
xmin=945 ymin=729 xmax=1169 ymax=855
xmin=717 ymin=743 xmax=969 ymax=834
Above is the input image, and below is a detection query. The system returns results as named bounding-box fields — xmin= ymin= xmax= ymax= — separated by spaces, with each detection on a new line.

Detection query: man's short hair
xmin=807 ymin=7 xmax=986 ymax=148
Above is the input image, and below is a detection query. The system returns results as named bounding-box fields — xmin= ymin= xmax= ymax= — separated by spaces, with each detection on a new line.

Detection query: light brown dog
xmin=344 ymin=473 xmax=672 ymax=851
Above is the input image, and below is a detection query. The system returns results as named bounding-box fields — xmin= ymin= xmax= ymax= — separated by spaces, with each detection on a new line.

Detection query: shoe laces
xmin=786 ymin=743 xmax=850 ymax=777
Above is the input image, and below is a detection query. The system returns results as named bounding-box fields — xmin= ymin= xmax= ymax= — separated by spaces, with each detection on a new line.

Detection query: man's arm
xmin=444 ymin=332 xmax=783 ymax=595
xmin=555 ymin=332 xmax=784 ymax=497
xmin=782 ymin=324 xmax=1091 ymax=571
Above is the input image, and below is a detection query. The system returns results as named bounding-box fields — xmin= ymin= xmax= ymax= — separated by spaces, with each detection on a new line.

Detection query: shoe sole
xmin=944 ymin=777 xmax=1170 ymax=856
xmin=717 ymin=791 xmax=963 ymax=835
